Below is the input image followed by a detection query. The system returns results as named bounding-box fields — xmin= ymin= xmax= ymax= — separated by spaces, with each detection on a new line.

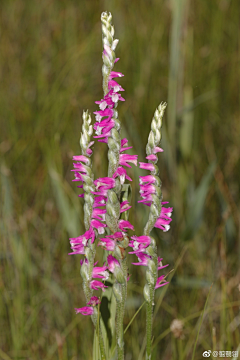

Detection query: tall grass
xmin=1 ymin=0 xmax=239 ymax=359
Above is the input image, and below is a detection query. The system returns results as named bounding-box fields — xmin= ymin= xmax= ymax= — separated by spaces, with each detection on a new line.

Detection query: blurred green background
xmin=1 ymin=0 xmax=239 ymax=359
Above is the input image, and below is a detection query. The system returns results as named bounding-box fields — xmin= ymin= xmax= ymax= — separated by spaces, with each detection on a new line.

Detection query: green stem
xmin=116 ymin=285 xmax=125 ymax=360
xmin=92 ymin=313 xmax=106 ymax=360
xmin=146 ymin=290 xmax=154 ymax=360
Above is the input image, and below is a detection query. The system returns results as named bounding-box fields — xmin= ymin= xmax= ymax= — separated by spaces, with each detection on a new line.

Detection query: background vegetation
xmin=1 ymin=0 xmax=239 ymax=359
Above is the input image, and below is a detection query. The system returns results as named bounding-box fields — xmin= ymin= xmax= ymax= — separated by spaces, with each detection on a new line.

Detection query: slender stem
xmin=92 ymin=313 xmax=106 ymax=360
xmin=146 ymin=299 xmax=153 ymax=360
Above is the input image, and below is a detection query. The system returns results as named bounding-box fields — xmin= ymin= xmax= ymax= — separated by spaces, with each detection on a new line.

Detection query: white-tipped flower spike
xmin=136 ymin=103 xmax=173 ymax=360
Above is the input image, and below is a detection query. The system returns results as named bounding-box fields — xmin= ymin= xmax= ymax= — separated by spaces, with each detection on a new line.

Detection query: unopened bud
xmin=143 ymin=284 xmax=151 ymax=302
xmin=146 ymin=269 xmax=155 ymax=285
xmin=113 ymin=283 xmax=122 ymax=302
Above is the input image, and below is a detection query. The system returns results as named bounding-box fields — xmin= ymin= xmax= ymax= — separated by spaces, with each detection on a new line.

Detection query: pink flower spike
xmin=107 ymin=255 xmax=120 ymax=273
xmin=75 ymin=307 xmax=94 ymax=316
xmin=87 ymin=296 xmax=101 ymax=306
xmin=139 ymin=162 xmax=155 ymax=171
xmin=118 ymin=220 xmax=134 ymax=231
xmin=119 ymin=154 xmax=138 ymax=168
xmin=153 ymin=147 xmax=164 ymax=154
xmin=146 ymin=154 xmax=157 ymax=161
xmin=90 ymin=280 xmax=108 ymax=292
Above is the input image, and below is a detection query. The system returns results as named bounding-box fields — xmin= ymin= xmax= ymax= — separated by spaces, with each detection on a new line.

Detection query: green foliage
xmin=1 ymin=0 xmax=239 ymax=359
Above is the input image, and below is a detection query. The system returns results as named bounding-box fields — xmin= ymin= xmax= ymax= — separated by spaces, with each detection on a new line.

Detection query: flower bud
xmin=121 ymin=235 xmax=129 ymax=249
xmin=146 ymin=269 xmax=155 ymax=286
xmin=85 ymin=247 xmax=93 ymax=262
xmin=114 ymin=266 xmax=125 ymax=284
xmin=148 ymin=259 xmax=157 ymax=274
xmin=143 ymin=284 xmax=151 ymax=302
xmin=146 ymin=245 xmax=155 ymax=257
xmin=80 ymin=262 xmax=90 ymax=281
xmin=113 ymin=282 xmax=122 ymax=302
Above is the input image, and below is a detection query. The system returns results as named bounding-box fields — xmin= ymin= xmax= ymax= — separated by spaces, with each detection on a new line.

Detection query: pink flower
xmin=139 ymin=175 xmax=156 ymax=185
xmin=129 ymin=235 xmax=151 ymax=254
xmin=92 ymin=265 xmax=109 ymax=280
xmin=120 ymin=201 xmax=131 ymax=213
xmin=109 ymin=71 xmax=124 ymax=79
xmin=113 ymin=166 xmax=132 ymax=184
xmin=93 ymin=195 xmax=107 ymax=207
xmin=107 ymin=255 xmax=120 ymax=273
xmin=120 ymin=138 xmax=133 ymax=153
xmin=154 ymin=204 xmax=173 ymax=232
xmin=155 ymin=276 xmax=169 ymax=289
xmin=68 ymin=244 xmax=85 ymax=255
xmin=139 ymin=162 xmax=155 ymax=171
xmin=146 ymin=154 xmax=157 ymax=161
xmin=91 ymin=219 xmax=106 ymax=234
xmin=90 ymin=280 xmax=108 ymax=292
xmin=139 ymin=184 xmax=157 ymax=195
xmin=69 ymin=227 xmax=95 ymax=246
xmin=72 ymin=155 xmax=90 ymax=163
xmin=75 ymin=307 xmax=94 ymax=316
xmin=157 ymin=257 xmax=169 ymax=271
xmin=98 ymin=236 xmax=116 ymax=251
xmin=92 ymin=208 xmax=106 ymax=221
xmin=119 ymin=154 xmax=138 ymax=168
xmin=108 ymin=79 xmax=124 ymax=92
xmin=118 ymin=220 xmax=134 ymax=231
xmin=132 ymin=252 xmax=151 ymax=266
xmin=93 ymin=108 xmax=114 ymax=122
xmin=153 ymin=147 xmax=164 ymax=154
xmin=94 ymin=177 xmax=115 ymax=191
xmin=87 ymin=296 xmax=101 ymax=306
